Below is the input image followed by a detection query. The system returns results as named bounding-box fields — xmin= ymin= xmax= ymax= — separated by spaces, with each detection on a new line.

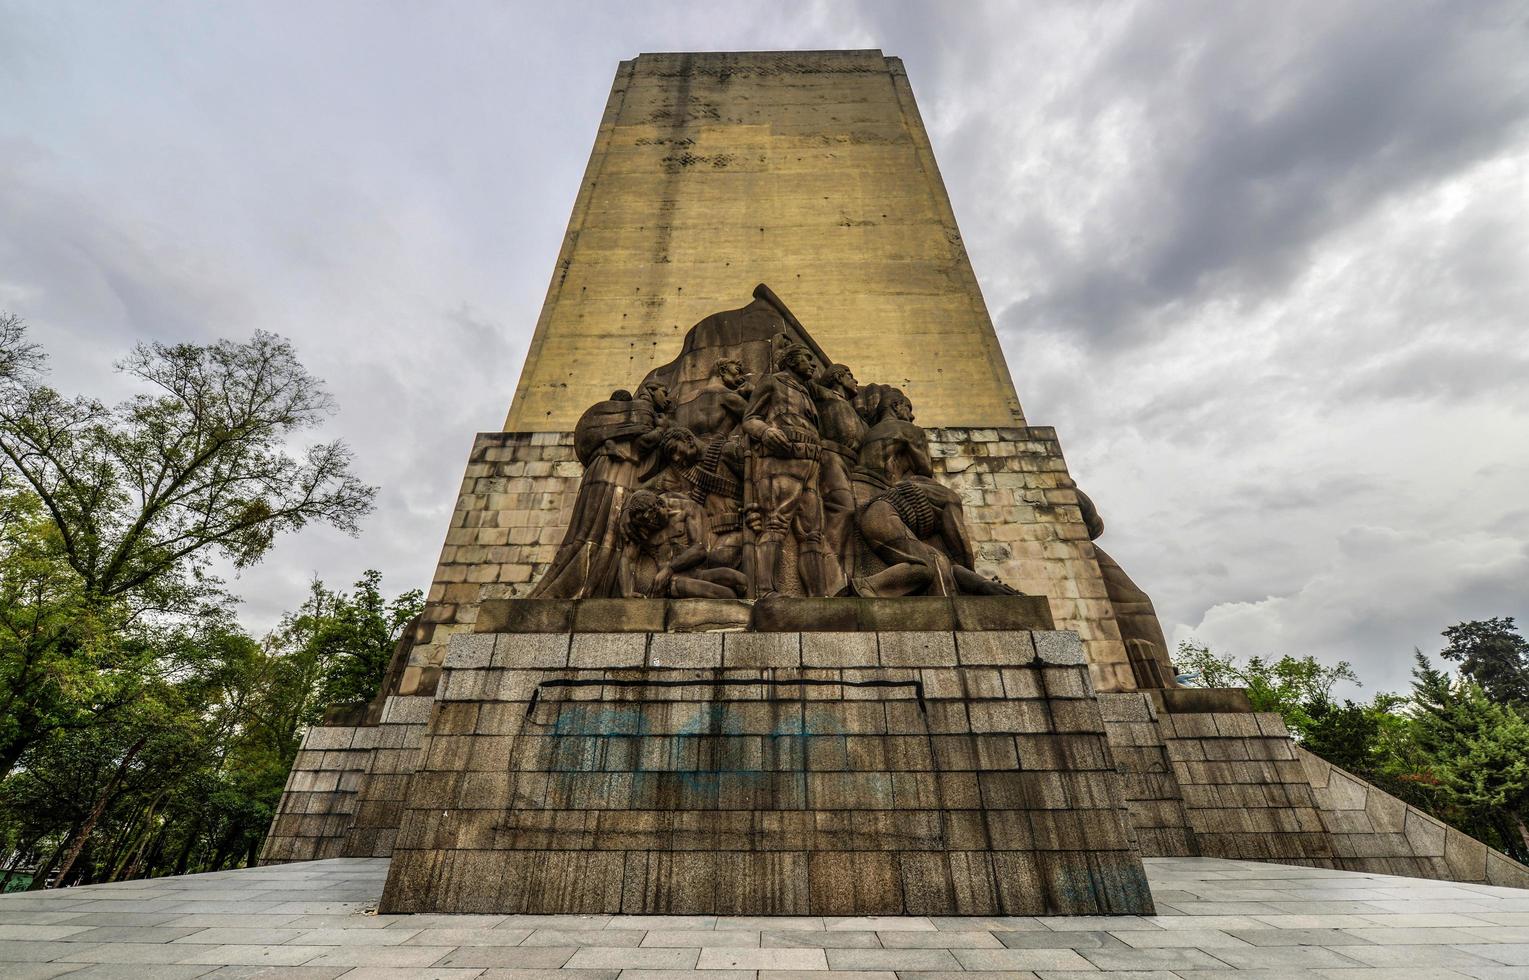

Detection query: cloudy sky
xmin=3 ymin=1 xmax=1525 ymax=694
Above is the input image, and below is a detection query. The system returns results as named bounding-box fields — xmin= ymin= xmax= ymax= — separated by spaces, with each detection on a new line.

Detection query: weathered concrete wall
xmin=380 ymin=626 xmax=1152 ymax=915
xmin=403 ymin=427 xmax=1136 ymax=695
xmin=507 ymin=51 xmax=1024 ymax=432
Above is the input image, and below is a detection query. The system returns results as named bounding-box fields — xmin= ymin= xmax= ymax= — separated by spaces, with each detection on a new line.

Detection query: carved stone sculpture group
xmin=531 ymin=297 xmax=1021 ymax=602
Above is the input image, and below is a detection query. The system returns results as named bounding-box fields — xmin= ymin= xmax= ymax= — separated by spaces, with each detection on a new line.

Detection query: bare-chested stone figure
xmin=850 ymin=384 xmax=1019 ymax=598
xmin=673 ymin=357 xmax=752 ymax=443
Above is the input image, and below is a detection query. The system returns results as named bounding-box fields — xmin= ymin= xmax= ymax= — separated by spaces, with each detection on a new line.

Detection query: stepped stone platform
xmin=263 ymin=602 xmax=1529 ymax=914
xmin=3 ymin=856 xmax=1529 ymax=978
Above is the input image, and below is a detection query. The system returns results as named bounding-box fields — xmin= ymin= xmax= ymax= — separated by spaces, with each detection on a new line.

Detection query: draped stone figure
xmin=1076 ymin=489 xmax=1180 ymax=688
xmin=530 ymin=383 xmax=671 ymax=598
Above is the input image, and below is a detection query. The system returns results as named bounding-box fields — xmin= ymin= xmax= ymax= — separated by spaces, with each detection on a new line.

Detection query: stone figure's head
xmin=620 ymin=489 xmax=670 ymax=544
xmin=817 ymin=363 xmax=858 ymax=398
xmin=660 ymin=426 xmax=701 ymax=467
xmin=714 ymin=358 xmax=748 ymax=391
xmin=775 ymin=342 xmax=817 ymax=381
xmin=638 ymin=380 xmax=672 ymax=412
xmin=609 ymin=389 xmax=633 ymax=401
xmin=855 ymin=383 xmax=915 ymax=425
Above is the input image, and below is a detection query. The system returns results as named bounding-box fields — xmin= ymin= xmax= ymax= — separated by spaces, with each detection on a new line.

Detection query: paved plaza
xmin=0 ymin=856 xmax=1526 ymax=979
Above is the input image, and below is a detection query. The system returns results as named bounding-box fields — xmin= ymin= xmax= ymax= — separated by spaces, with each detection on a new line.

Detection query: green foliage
xmin=1173 ymin=641 xmax=1359 ymax=738
xmin=0 ymin=312 xmax=413 ymax=885
xmin=1177 ymin=631 xmax=1529 ymax=863
xmin=268 ymin=570 xmax=423 ymax=728
xmin=0 ymin=315 xmax=377 ymax=780
xmin=1440 ymin=617 xmax=1529 ymax=708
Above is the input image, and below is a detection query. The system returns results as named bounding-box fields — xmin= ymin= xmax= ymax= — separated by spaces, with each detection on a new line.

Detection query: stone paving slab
xmin=1 ymin=856 xmax=1527 ymax=977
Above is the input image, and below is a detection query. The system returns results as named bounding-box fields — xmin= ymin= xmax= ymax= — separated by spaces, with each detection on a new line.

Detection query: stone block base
xmin=377 ymin=627 xmax=1154 ymax=915
xmin=340 ymin=695 xmax=435 ymax=858
xmin=259 ymin=706 xmax=376 ymax=864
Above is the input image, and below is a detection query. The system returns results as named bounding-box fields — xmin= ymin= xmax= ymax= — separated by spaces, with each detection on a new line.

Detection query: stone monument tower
xmin=259 ymin=50 xmax=1529 ymax=912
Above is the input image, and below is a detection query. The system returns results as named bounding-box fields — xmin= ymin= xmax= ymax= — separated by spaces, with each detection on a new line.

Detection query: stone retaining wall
xmin=340 ymin=696 xmax=435 ymax=859
xmin=1298 ymin=745 xmax=1529 ymax=887
xmin=1098 ymin=693 xmax=1197 ymax=858
xmin=259 ymin=721 xmax=378 ymax=864
xmin=379 ymin=627 xmax=1153 ymax=915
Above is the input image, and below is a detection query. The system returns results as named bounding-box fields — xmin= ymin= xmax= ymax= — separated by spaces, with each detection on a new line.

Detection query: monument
xmin=259 ymin=51 xmax=1529 ymax=915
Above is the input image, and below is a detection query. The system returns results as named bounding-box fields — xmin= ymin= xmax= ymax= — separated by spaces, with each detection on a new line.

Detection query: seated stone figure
xmin=617 ymin=488 xmax=748 ymax=599
xmin=848 ymin=384 xmax=1020 ymax=598
xmin=1076 ymin=488 xmax=1179 ymax=688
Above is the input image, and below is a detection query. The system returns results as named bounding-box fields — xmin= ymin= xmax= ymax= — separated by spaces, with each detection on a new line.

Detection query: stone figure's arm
xmin=908 ymin=427 xmax=935 ymax=478
xmin=741 ymin=374 xmax=776 ymax=440
xmin=666 ymin=512 xmax=710 ymax=575
xmin=602 ymin=437 xmax=640 ymax=463
xmin=721 ymin=389 xmax=749 ymax=421
xmin=618 ymin=541 xmax=643 ymax=597
xmin=1075 ymin=488 xmax=1105 ymax=540
xmin=939 ymin=499 xmax=977 ymax=570
xmin=634 ymin=422 xmax=667 ymax=456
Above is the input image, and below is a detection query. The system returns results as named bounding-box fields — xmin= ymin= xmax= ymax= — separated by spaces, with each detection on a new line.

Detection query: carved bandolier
xmin=743 ymin=366 xmax=830 ymax=596
xmin=815 ymin=384 xmax=868 ymax=579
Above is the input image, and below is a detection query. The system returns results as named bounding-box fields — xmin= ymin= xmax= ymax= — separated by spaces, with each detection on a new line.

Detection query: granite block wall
xmin=400 ymin=427 xmax=1135 ymax=697
xmin=259 ymin=721 xmax=378 ymax=864
xmin=379 ymin=627 xmax=1154 ymax=915
xmin=1298 ymin=745 xmax=1529 ymax=887
xmin=1098 ymin=693 xmax=1197 ymax=858
xmin=1154 ymin=710 xmax=1336 ymax=865
xmin=341 ymin=695 xmax=436 ymax=859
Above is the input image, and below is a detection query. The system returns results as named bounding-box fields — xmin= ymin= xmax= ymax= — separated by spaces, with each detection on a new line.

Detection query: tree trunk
xmin=1509 ymin=812 xmax=1529 ymax=864
xmin=102 ymin=806 xmax=145 ymax=883
xmin=63 ymin=843 xmax=93 ymax=887
xmin=109 ymin=791 xmax=164 ymax=882
xmin=131 ymin=824 xmax=168 ymax=881
xmin=0 ymin=730 xmax=32 ymax=784
xmin=48 ymin=735 xmax=148 ymax=889
xmin=172 ymin=815 xmax=202 ymax=877
xmin=0 ymin=835 xmax=39 ymax=893
xmin=207 ymin=824 xmax=239 ymax=872
xmin=26 ymin=825 xmax=79 ymax=891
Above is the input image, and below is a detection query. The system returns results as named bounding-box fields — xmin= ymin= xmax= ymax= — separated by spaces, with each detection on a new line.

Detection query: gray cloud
xmin=1 ymin=0 xmax=1525 ymax=693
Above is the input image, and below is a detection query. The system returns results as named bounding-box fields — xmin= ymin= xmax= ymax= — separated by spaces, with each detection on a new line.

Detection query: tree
xmin=1440 ymin=618 xmax=1529 ymax=708
xmin=0 ymin=315 xmax=376 ymax=776
xmin=1410 ymin=652 xmax=1529 ymax=861
xmin=0 ymin=569 xmax=420 ymax=884
xmin=1173 ymin=641 xmax=1359 ymax=738
xmin=264 ymin=571 xmax=422 ymax=737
